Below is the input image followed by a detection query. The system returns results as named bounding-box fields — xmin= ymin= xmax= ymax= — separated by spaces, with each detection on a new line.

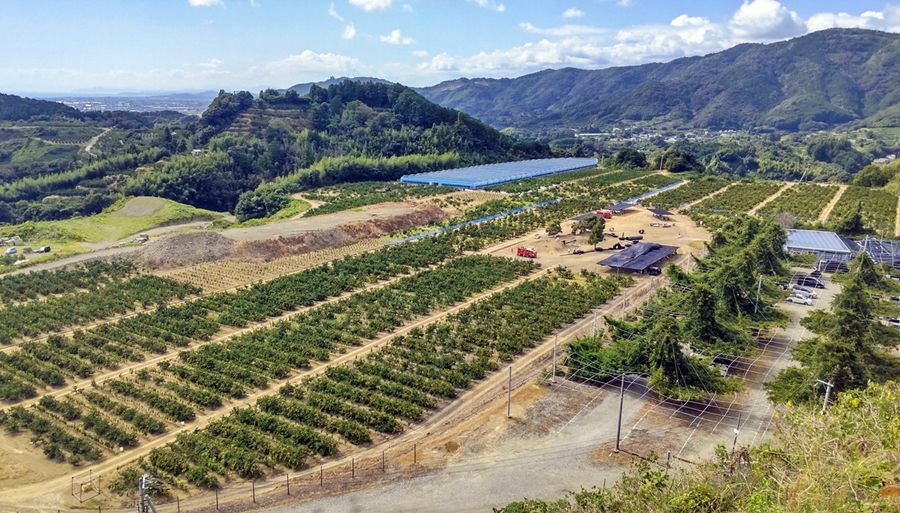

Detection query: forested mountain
xmin=419 ymin=29 xmax=900 ymax=132
xmin=0 ymin=93 xmax=81 ymax=121
xmin=287 ymin=76 xmax=392 ymax=96
xmin=127 ymin=82 xmax=549 ymax=214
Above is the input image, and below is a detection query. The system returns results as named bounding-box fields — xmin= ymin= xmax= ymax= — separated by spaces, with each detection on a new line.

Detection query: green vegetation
xmin=766 ymin=253 xmax=900 ymax=405
xmin=496 ymin=380 xmax=899 ymax=513
xmin=829 ymin=186 xmax=897 ymax=236
xmin=303 ymin=182 xmax=455 ymax=217
xmin=757 ymin=183 xmax=838 ymax=223
xmin=568 ymin=217 xmax=785 ymax=400
xmin=647 ymin=177 xmax=729 ymax=210
xmin=488 ymin=166 xmax=605 ymax=193
xmin=0 ymin=260 xmax=135 ymax=304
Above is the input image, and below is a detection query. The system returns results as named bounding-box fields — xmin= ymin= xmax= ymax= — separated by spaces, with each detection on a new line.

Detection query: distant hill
xmin=419 ymin=29 xmax=900 ymax=132
xmin=0 ymin=93 xmax=80 ymax=121
xmin=288 ymin=76 xmax=393 ymax=96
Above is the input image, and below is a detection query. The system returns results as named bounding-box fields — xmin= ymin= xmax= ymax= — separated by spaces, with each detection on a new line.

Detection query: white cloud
xmin=616 ymin=0 xmax=633 ymax=6
xmin=348 ymin=0 xmax=392 ymax=12
xmin=670 ymin=14 xmax=708 ymax=27
xmin=470 ymin=0 xmax=505 ymax=13
xmin=402 ymin=3 xmax=413 ymax=13
xmin=328 ymin=2 xmax=345 ymax=21
xmin=412 ymin=50 xmax=429 ymax=58
xmin=341 ymin=23 xmax=357 ymax=39
xmin=520 ymin=22 xmax=605 ymax=37
xmin=807 ymin=6 xmax=900 ymax=33
xmin=728 ymin=0 xmax=805 ymax=41
xmin=380 ymin=29 xmax=414 ymax=45
xmin=199 ymin=58 xmax=225 ymax=69
xmin=562 ymin=7 xmax=585 ymax=19
xmin=265 ymin=50 xmax=362 ymax=73
xmin=188 ymin=0 xmax=222 ymax=6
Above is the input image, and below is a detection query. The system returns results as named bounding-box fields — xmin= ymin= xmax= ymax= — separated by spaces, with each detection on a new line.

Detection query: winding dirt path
xmin=749 ymin=182 xmax=793 ymax=215
xmin=819 ymin=184 xmax=847 ymax=222
xmin=84 ymin=128 xmax=112 ymax=156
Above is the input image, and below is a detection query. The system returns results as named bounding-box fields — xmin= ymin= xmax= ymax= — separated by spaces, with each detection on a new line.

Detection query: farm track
xmin=164 ymin=254 xmax=677 ymax=513
xmin=749 ymin=182 xmax=793 ymax=215
xmin=678 ymin=182 xmax=737 ymax=211
xmin=84 ymin=128 xmax=112 ymax=156
xmin=819 ymin=184 xmax=847 ymax=222
xmin=0 ymin=260 xmax=555 ymax=506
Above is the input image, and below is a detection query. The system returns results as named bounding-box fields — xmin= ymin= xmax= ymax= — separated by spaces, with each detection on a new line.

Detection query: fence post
xmin=320 ymin=465 xmax=324 ymax=487
xmin=252 ymin=480 xmax=256 ymax=504
xmin=215 ymin=489 xmax=219 ymax=511
xmin=286 ymin=473 xmax=291 ymax=495
xmin=352 ymin=457 xmax=355 ymax=479
xmin=413 ymin=443 xmax=417 ymax=465
xmin=176 ymin=496 xmax=180 ymax=513
xmin=382 ymin=450 xmax=386 ymax=472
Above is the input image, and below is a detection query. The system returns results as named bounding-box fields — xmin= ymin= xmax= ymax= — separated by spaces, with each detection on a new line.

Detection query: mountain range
xmin=418 ymin=29 xmax=900 ymax=132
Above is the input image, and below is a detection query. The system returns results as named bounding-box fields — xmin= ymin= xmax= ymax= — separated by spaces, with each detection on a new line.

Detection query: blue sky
xmin=2 ymin=0 xmax=899 ymax=93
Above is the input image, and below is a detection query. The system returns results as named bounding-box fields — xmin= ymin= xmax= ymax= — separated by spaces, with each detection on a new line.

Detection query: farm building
xmin=599 ymin=242 xmax=678 ymax=273
xmin=605 ymin=201 xmax=637 ymax=214
xmin=647 ymin=207 xmax=673 ymax=220
xmin=785 ymin=229 xmax=857 ymax=262
xmin=398 ymin=158 xmax=597 ymax=189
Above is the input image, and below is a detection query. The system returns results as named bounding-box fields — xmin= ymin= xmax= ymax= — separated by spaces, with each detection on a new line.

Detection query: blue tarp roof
xmin=785 ymin=229 xmax=853 ymax=255
xmin=599 ymin=242 xmax=678 ymax=272
xmin=399 ymin=158 xmax=597 ymax=188
xmin=648 ymin=207 xmax=673 ymax=216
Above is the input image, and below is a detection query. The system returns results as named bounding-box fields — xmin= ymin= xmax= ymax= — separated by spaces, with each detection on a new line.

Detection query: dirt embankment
xmin=137 ymin=205 xmax=448 ymax=268
xmin=231 ymin=205 xmax=446 ymax=261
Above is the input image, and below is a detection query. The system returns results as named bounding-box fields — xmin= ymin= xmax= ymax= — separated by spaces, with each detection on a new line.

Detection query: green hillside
xmin=420 ymin=29 xmax=900 ymax=132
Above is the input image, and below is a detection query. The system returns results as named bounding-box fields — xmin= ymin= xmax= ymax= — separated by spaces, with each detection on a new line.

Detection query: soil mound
xmin=138 ymin=231 xmax=234 ymax=268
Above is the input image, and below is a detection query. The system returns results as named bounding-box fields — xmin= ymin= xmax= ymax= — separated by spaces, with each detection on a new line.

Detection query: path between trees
xmin=819 ymin=184 xmax=847 ymax=222
xmin=678 ymin=181 xmax=737 ymax=211
xmin=749 ymin=181 xmax=793 ymax=215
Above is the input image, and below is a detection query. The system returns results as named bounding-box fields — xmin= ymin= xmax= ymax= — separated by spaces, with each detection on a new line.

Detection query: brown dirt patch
xmin=137 ymin=231 xmax=235 ymax=268
xmin=230 ymin=206 xmax=446 ymax=261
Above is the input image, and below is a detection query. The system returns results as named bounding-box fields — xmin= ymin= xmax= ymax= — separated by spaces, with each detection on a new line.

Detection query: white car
xmin=889 ymin=318 xmax=900 ymax=327
xmin=786 ymin=295 xmax=813 ymax=306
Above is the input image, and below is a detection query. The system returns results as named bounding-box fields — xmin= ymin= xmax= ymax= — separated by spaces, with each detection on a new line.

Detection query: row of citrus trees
xmin=0 ymin=255 xmax=537 ymax=466
xmin=0 ymin=276 xmax=200 ymax=345
xmin=646 ymin=177 xmax=730 ymax=210
xmin=831 ymin=185 xmax=897 ymax=235
xmin=303 ymin=182 xmax=455 ymax=216
xmin=127 ymin=269 xmax=630 ymax=490
xmin=757 ymin=183 xmax=838 ymax=222
xmin=0 ymin=260 xmax=136 ymax=305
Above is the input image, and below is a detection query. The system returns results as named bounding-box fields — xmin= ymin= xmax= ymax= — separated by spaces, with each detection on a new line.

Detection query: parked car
xmin=795 ymin=276 xmax=825 ymax=289
xmin=792 ymin=289 xmax=817 ymax=300
xmin=792 ymin=285 xmax=812 ymax=294
xmin=4 ymin=247 xmax=16 ymax=255
xmin=889 ymin=318 xmax=900 ymax=327
xmin=647 ymin=266 xmax=662 ymax=276
xmin=786 ymin=295 xmax=813 ymax=305
xmin=36 ymin=246 xmax=51 ymax=253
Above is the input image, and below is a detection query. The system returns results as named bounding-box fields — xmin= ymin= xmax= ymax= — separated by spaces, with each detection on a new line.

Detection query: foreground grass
xmin=497 ymin=381 xmax=899 ymax=513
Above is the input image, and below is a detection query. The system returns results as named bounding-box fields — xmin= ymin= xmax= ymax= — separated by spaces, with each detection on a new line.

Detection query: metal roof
xmin=599 ymin=242 xmax=678 ymax=272
xmin=398 ymin=158 xmax=597 ymax=188
xmin=785 ymin=229 xmax=853 ymax=254
xmin=606 ymin=201 xmax=637 ymax=211
xmin=648 ymin=207 xmax=673 ymax=216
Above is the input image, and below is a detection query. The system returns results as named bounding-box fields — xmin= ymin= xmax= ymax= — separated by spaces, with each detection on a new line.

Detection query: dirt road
xmin=819 ymin=184 xmax=847 ymax=222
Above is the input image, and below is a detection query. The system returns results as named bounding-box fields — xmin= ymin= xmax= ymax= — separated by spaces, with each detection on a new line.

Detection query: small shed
xmin=647 ymin=207 xmax=673 ymax=221
xmin=598 ymin=242 xmax=678 ymax=273
xmin=606 ymin=201 xmax=637 ymax=214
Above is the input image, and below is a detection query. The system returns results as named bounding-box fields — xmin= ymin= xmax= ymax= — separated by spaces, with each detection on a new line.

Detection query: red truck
xmin=516 ymin=247 xmax=537 ymax=258
xmin=595 ymin=210 xmax=613 ymax=219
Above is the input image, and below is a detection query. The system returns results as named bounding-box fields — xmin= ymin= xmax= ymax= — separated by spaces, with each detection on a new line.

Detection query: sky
xmin=2 ymin=0 xmax=900 ymax=94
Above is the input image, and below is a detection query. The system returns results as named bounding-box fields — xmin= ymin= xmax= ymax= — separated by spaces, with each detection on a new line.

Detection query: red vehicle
xmin=595 ymin=209 xmax=613 ymax=219
xmin=517 ymin=247 xmax=537 ymax=258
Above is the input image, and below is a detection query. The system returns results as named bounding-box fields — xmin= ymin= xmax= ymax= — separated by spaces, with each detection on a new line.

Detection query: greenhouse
xmin=399 ymin=157 xmax=598 ymax=188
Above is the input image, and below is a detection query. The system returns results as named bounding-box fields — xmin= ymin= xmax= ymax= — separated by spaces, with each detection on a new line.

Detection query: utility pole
xmin=137 ymin=475 xmax=158 ymax=513
xmin=506 ymin=366 xmax=513 ymax=418
xmin=551 ymin=335 xmax=557 ymax=384
xmin=731 ymin=412 xmax=742 ymax=452
xmin=614 ymin=374 xmax=625 ymax=453
xmin=816 ymin=379 xmax=834 ymax=413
